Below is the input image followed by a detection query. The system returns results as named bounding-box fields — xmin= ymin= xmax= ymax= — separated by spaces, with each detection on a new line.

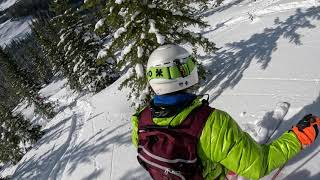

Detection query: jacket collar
xmin=151 ymin=93 xmax=197 ymax=118
xmin=153 ymin=92 xmax=197 ymax=107
xmin=150 ymin=97 xmax=203 ymax=127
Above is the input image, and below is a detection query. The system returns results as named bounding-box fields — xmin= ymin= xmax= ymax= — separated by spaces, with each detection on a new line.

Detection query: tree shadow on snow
xmin=81 ymin=169 xmax=104 ymax=180
xmin=199 ymin=6 xmax=320 ymax=102
xmin=66 ymin=123 xmax=131 ymax=175
xmin=283 ymin=169 xmax=320 ymax=180
xmin=199 ymin=0 xmax=245 ymax=17
xmin=12 ymin=112 xmax=80 ymax=179
xmin=201 ymin=18 xmax=233 ymax=35
xmin=119 ymin=167 xmax=151 ymax=180
xmin=12 ymin=114 xmax=131 ymax=180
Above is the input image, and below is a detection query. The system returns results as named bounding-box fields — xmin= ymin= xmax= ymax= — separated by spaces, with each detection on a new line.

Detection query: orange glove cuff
xmin=292 ymin=116 xmax=320 ymax=146
xmin=292 ymin=126 xmax=315 ymax=146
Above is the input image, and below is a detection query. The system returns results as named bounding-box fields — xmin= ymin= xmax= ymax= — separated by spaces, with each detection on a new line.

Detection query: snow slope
xmin=0 ymin=16 xmax=32 ymax=47
xmin=0 ymin=0 xmax=32 ymax=47
xmin=0 ymin=0 xmax=17 ymax=11
xmin=1 ymin=0 xmax=320 ymax=179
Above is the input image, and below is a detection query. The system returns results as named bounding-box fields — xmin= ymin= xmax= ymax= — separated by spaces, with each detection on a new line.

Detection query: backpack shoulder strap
xmin=138 ymin=107 xmax=154 ymax=129
xmin=180 ymin=100 xmax=214 ymax=138
xmin=138 ymin=100 xmax=214 ymax=138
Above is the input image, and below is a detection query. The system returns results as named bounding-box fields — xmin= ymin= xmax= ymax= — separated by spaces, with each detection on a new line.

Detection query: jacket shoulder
xmin=206 ymin=108 xmax=233 ymax=123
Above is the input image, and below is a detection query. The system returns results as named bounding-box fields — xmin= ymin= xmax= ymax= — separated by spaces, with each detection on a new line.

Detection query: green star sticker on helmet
xmin=147 ymin=56 xmax=197 ymax=81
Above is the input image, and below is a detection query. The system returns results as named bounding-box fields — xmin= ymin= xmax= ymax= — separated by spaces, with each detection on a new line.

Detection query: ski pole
xmin=271 ymin=117 xmax=320 ymax=180
xmin=272 ymin=149 xmax=320 ymax=180
xmin=292 ymin=149 xmax=320 ymax=173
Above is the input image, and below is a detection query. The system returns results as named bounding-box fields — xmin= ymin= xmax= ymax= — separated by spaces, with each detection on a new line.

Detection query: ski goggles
xmin=147 ymin=56 xmax=197 ymax=81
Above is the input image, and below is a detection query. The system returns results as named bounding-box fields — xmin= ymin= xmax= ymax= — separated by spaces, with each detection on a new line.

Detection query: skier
xmin=131 ymin=44 xmax=320 ymax=180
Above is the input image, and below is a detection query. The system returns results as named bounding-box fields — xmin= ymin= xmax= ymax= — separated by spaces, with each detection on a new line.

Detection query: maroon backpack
xmin=137 ymin=101 xmax=214 ymax=180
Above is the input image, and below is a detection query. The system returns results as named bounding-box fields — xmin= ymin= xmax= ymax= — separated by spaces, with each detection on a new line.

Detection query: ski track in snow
xmin=109 ymin=144 xmax=115 ymax=180
xmin=242 ymin=77 xmax=320 ymax=82
xmin=47 ymin=111 xmax=77 ymax=180
xmin=204 ymin=0 xmax=320 ymax=34
xmin=47 ymin=97 xmax=93 ymax=180
xmin=88 ymin=101 xmax=101 ymax=180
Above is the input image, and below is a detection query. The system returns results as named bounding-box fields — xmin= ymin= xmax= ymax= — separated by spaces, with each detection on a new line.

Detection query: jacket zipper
xmin=138 ymin=145 xmax=197 ymax=164
xmin=138 ymin=154 xmax=186 ymax=180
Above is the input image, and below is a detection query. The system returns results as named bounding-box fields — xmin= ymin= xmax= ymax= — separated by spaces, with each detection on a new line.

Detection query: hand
xmin=292 ymin=114 xmax=320 ymax=146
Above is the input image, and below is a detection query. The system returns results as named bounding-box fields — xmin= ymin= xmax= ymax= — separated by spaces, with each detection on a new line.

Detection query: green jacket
xmin=131 ymin=98 xmax=302 ymax=180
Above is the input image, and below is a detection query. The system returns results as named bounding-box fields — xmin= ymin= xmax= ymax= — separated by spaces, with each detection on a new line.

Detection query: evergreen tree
xmin=0 ymin=70 xmax=19 ymax=108
xmin=6 ymin=34 xmax=54 ymax=86
xmin=23 ymin=34 xmax=54 ymax=85
xmin=32 ymin=11 xmax=82 ymax=90
xmin=0 ymin=105 xmax=43 ymax=164
xmin=5 ymin=40 xmax=42 ymax=90
xmin=33 ymin=0 xmax=118 ymax=92
xmin=0 ymin=48 xmax=56 ymax=118
xmin=90 ymin=0 xmax=220 ymax=106
xmin=32 ymin=15 xmax=66 ymax=75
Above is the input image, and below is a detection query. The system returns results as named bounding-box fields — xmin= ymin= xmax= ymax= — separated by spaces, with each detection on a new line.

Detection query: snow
xmin=0 ymin=0 xmax=17 ymax=11
xmin=140 ymin=33 xmax=146 ymax=39
xmin=57 ymin=33 xmax=66 ymax=47
xmin=148 ymin=4 xmax=156 ymax=9
xmin=172 ymin=11 xmax=183 ymax=16
xmin=94 ymin=18 xmax=105 ymax=31
xmin=131 ymin=11 xmax=141 ymax=21
xmin=109 ymin=6 xmax=114 ymax=13
xmin=116 ymin=42 xmax=134 ymax=64
xmin=114 ymin=27 xmax=126 ymax=39
xmin=148 ymin=19 xmax=165 ymax=44
xmin=137 ymin=46 xmax=144 ymax=58
xmin=115 ymin=0 xmax=124 ymax=5
xmin=155 ymin=33 xmax=165 ymax=45
xmin=2 ymin=0 xmax=320 ymax=179
xmin=122 ymin=43 xmax=133 ymax=55
xmin=0 ymin=0 xmax=44 ymax=46
xmin=135 ymin=63 xmax=144 ymax=78
xmin=97 ymin=48 xmax=108 ymax=59
xmin=118 ymin=7 xmax=128 ymax=17
xmin=73 ymin=60 xmax=82 ymax=73
xmin=0 ymin=16 xmax=32 ymax=47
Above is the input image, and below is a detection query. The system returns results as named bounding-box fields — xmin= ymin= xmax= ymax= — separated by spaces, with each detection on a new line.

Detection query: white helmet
xmin=146 ymin=44 xmax=199 ymax=95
